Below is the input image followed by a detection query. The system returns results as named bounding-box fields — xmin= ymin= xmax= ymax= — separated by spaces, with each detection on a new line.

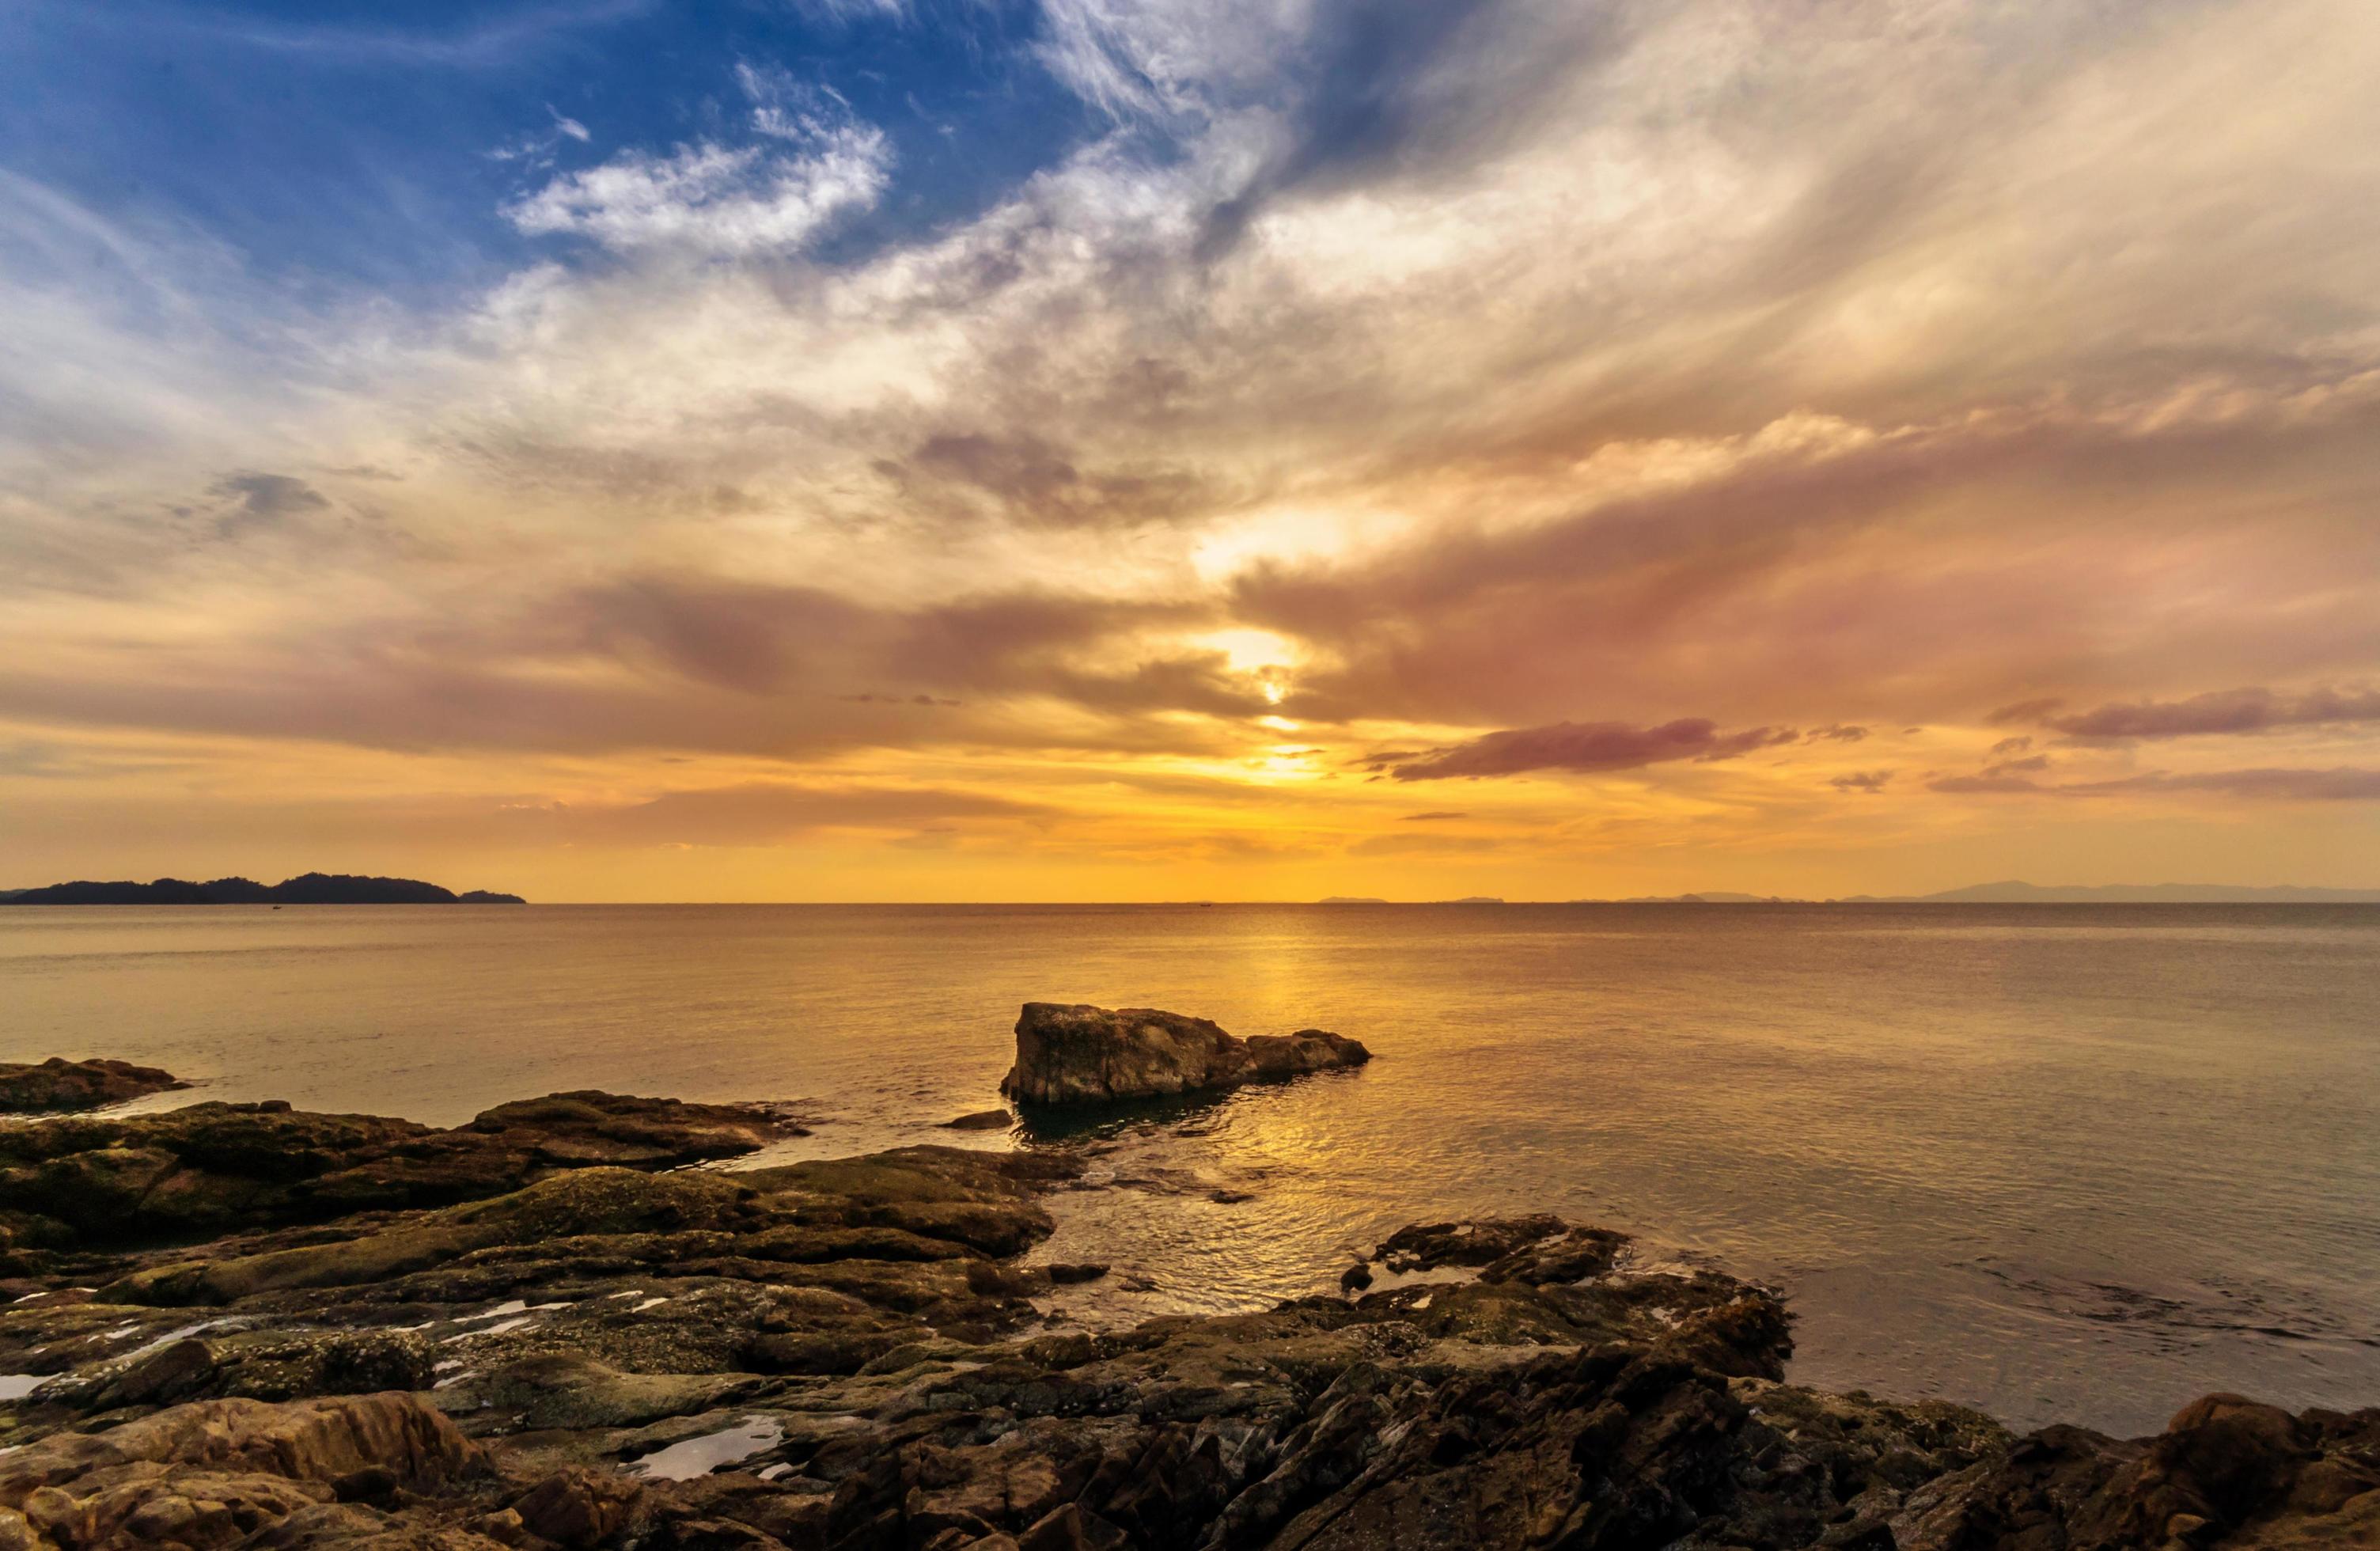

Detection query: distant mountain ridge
xmin=0 ymin=872 xmax=525 ymax=905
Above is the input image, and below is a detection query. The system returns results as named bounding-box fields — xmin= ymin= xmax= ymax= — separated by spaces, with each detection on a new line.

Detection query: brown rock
xmin=100 ymin=1336 xmax=220 ymax=1406
xmin=998 ymin=1003 xmax=1368 ymax=1105
xmin=0 ymin=1090 xmax=801 ymax=1253
xmin=1016 ymin=1502 xmax=1127 ymax=1551
xmin=0 ymin=1057 xmax=188 ymax=1114
xmin=511 ymin=1466 xmax=646 ymax=1548
xmin=0 ymin=1394 xmax=480 ymax=1551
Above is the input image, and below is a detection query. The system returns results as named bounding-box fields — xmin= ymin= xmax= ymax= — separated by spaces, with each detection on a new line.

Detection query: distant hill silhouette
xmin=1840 ymin=881 xmax=2380 ymax=904
xmin=0 ymin=872 xmax=525 ymax=905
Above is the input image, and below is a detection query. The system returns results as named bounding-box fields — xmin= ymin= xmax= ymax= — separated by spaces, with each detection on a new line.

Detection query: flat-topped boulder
xmin=999 ymin=1002 xmax=1370 ymax=1105
xmin=0 ymin=1057 xmax=188 ymax=1114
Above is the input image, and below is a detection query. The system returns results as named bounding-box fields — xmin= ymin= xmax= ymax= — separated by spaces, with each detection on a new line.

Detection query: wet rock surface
xmin=0 ymin=1056 xmax=188 ymax=1114
xmin=999 ymin=1005 xmax=1370 ymax=1105
xmin=0 ymin=1090 xmax=806 ymax=1258
xmin=0 ymin=1079 xmax=2368 ymax=1550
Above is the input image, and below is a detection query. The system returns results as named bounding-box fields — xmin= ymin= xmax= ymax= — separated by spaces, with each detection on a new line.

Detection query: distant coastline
xmin=1314 ymin=882 xmax=2380 ymax=905
xmin=1633 ymin=882 xmax=2380 ymax=904
xmin=0 ymin=871 xmax=525 ymax=905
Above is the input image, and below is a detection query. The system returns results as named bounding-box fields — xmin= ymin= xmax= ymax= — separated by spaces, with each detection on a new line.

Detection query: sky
xmin=1 ymin=0 xmax=2377 ymax=902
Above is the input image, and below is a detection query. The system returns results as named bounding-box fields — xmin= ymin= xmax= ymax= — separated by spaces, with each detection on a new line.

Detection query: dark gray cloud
xmin=1392 ymin=719 xmax=1796 ymax=782
xmin=1829 ymin=770 xmax=1893 ymax=794
xmin=207 ymin=471 xmax=331 ymax=536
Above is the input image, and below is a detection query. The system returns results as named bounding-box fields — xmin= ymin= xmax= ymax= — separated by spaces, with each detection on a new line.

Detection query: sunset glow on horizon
xmin=3 ymin=1 xmax=2378 ymax=901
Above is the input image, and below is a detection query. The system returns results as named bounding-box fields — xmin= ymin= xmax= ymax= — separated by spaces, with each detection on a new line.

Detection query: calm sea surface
xmin=2 ymin=902 xmax=2374 ymax=1435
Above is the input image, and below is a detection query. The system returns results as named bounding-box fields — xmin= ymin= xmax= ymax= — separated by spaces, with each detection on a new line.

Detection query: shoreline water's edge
xmin=0 ymin=1068 xmax=2369 ymax=1549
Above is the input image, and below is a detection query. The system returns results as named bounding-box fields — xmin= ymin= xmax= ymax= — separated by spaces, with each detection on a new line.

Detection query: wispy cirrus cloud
xmin=505 ymin=131 xmax=890 ymax=254
xmin=506 ymin=65 xmax=889 ymax=255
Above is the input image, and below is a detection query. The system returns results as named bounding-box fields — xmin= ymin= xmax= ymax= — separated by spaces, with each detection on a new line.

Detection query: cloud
xmin=1927 ymin=772 xmax=2047 ymax=794
xmin=2021 ymin=686 xmax=2380 ymax=742
xmin=1349 ymin=830 xmax=1503 ymax=857
xmin=506 ymin=69 xmax=889 ymax=256
xmin=209 ymin=468 xmax=328 ymax=523
xmin=780 ymin=0 xmax=910 ymax=23
xmin=2073 ymin=768 xmax=2380 ymax=802
xmin=206 ymin=472 xmax=331 ymax=536
xmin=1391 ymin=719 xmax=1797 ymax=781
xmin=1931 ymin=767 xmax=2380 ymax=802
xmin=1830 ymin=771 xmax=1893 ymax=794
xmin=506 ymin=133 xmax=890 ymax=254
xmin=8 ymin=0 xmax=2380 ymax=896
xmin=562 ymin=781 xmax=1054 ymax=846
xmin=1402 ymin=810 xmax=1469 ymax=821
xmin=123 ymin=0 xmax=658 ymax=69
xmin=1031 ymin=0 xmax=1307 ymax=120
xmin=881 ymin=432 xmax=1211 ymax=529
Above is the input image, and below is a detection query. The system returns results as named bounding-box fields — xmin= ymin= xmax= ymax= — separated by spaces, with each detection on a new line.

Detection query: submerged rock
xmin=0 ymin=1057 xmax=187 ymax=1114
xmin=999 ymin=1003 xmax=1370 ymax=1105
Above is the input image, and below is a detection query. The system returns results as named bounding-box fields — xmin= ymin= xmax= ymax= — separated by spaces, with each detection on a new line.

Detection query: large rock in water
xmin=999 ymin=1002 xmax=1370 ymax=1105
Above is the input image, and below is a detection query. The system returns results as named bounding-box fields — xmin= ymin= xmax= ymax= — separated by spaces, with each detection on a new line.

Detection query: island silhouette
xmin=0 ymin=872 xmax=525 ymax=905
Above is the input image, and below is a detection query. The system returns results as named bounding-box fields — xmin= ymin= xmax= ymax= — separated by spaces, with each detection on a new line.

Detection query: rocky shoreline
xmin=0 ymin=1045 xmax=2370 ymax=1549
xmin=0 ymin=1059 xmax=188 ymax=1116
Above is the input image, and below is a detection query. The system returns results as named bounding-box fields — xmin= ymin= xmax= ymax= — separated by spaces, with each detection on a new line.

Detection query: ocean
xmin=3 ymin=901 xmax=2374 ymax=1435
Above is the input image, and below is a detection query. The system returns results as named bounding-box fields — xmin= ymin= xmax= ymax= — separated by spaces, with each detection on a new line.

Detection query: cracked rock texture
xmin=0 ymin=1065 xmax=2370 ymax=1549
